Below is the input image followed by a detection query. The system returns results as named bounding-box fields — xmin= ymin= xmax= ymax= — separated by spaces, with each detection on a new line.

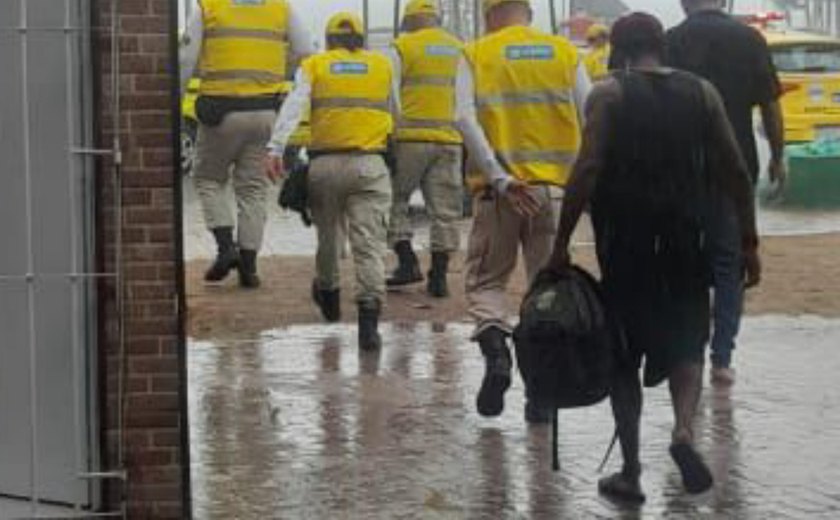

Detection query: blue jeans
xmin=708 ymin=197 xmax=744 ymax=368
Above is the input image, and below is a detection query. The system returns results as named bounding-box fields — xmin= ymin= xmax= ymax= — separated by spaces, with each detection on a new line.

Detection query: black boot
xmin=238 ymin=249 xmax=261 ymax=289
xmin=312 ymin=280 xmax=341 ymax=323
xmin=205 ymin=227 xmax=239 ymax=282
xmin=476 ymin=327 xmax=512 ymax=417
xmin=426 ymin=252 xmax=450 ymax=298
xmin=386 ymin=241 xmax=423 ymax=287
xmin=358 ymin=299 xmax=382 ymax=351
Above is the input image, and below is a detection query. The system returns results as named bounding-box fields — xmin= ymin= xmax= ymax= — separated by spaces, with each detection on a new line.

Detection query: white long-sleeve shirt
xmin=179 ymin=4 xmax=315 ymax=94
xmin=455 ymin=56 xmax=592 ymax=193
xmin=267 ymin=62 xmax=402 ymax=157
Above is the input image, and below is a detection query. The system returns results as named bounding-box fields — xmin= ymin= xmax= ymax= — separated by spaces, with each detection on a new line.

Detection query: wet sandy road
xmin=189 ymin=316 xmax=840 ymax=519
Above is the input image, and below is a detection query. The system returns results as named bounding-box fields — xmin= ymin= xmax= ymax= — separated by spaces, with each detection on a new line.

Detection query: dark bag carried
xmin=513 ymin=265 xmax=616 ymax=470
xmin=278 ymin=156 xmax=311 ymax=227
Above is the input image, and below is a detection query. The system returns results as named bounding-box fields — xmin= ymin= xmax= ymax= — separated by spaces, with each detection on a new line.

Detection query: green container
xmin=783 ymin=141 xmax=840 ymax=208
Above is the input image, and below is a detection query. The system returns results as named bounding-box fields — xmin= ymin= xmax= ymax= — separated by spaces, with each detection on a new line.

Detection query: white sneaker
xmin=711 ymin=366 xmax=736 ymax=386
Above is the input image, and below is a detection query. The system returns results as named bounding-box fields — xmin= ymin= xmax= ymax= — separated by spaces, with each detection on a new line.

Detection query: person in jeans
xmin=548 ymin=12 xmax=761 ymax=501
xmin=667 ymin=0 xmax=786 ymax=384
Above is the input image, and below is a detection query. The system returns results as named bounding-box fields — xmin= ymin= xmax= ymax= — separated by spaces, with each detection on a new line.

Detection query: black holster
xmin=195 ymin=94 xmax=283 ymax=127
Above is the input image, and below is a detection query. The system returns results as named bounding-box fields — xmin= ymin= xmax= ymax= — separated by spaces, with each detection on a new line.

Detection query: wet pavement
xmin=189 ymin=316 xmax=840 ymax=519
xmin=182 ymin=178 xmax=840 ymax=260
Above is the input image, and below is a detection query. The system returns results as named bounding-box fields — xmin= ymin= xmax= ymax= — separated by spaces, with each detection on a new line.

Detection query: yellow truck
xmin=764 ymin=30 xmax=840 ymax=143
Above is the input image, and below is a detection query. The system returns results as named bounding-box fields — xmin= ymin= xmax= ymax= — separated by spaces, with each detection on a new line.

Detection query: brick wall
xmin=93 ymin=0 xmax=189 ymax=518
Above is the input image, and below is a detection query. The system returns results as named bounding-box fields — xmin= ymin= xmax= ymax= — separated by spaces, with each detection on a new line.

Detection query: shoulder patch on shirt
xmin=426 ymin=44 xmax=459 ymax=57
xmin=506 ymin=45 xmax=555 ymax=61
xmin=331 ymin=62 xmax=369 ymax=75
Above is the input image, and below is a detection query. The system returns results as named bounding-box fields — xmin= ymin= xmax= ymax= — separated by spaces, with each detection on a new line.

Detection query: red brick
xmin=123 ymin=188 xmax=152 ymax=206
xmin=142 ymin=149 xmax=174 ymax=168
xmin=127 ymin=338 xmax=160 ymax=355
xmin=130 ymin=112 xmax=170 ymax=131
xmin=128 ymin=448 xmax=175 ymax=467
xmin=128 ymin=393 xmax=179 ymax=412
xmin=121 ymin=16 xmax=168 ymax=35
xmin=150 ymin=376 xmax=179 ymax=393
xmin=126 ymin=264 xmax=159 ymax=281
xmin=134 ymin=74 xmax=170 ymax=93
xmin=140 ymin=34 xmax=170 ymax=54
xmin=123 ymin=93 xmax=170 ymax=111
xmin=123 ymin=243 xmax=174 ymax=262
xmin=121 ymin=54 xmax=157 ymax=74
xmin=130 ymin=355 xmax=178 ymax=374
xmin=125 ymin=411 xmax=180 ymax=429
xmin=151 ymin=430 xmax=181 ymax=449
xmin=126 ymin=207 xmax=172 ymax=225
xmin=127 ymin=281 xmax=175 ymax=300
xmin=148 ymin=226 xmax=174 ymax=243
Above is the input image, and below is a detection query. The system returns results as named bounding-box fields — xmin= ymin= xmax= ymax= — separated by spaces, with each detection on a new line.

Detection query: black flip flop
xmin=597 ymin=472 xmax=646 ymax=504
xmin=670 ymin=443 xmax=714 ymax=494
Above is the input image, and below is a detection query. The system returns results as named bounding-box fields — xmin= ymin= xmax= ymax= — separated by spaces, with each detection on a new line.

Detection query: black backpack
xmin=513 ymin=266 xmax=617 ymax=469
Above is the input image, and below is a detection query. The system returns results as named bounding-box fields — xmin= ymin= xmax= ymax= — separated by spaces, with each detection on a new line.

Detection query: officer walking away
xmin=385 ymin=0 xmax=465 ymax=298
xmin=179 ymin=0 xmax=313 ymax=288
xmin=583 ymin=24 xmax=611 ymax=81
xmin=667 ymin=0 xmax=786 ymax=385
xmin=265 ymin=13 xmax=396 ymax=351
xmin=456 ymin=0 xmax=591 ymax=423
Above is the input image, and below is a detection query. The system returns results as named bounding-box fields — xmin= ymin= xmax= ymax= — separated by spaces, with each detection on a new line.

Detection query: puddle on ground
xmin=188 ymin=316 xmax=840 ymax=519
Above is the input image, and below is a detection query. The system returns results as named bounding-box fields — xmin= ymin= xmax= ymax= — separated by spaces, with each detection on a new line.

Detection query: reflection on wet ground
xmin=189 ymin=316 xmax=840 ymax=519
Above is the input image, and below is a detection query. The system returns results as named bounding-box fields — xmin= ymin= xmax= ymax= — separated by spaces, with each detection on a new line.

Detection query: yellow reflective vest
xmin=302 ymin=49 xmax=393 ymax=152
xmin=583 ymin=44 xmax=610 ymax=81
xmin=288 ymin=108 xmax=311 ymax=147
xmin=465 ymin=26 xmax=582 ymax=187
xmin=198 ymin=0 xmax=290 ymax=97
xmin=393 ymin=28 xmax=463 ymax=144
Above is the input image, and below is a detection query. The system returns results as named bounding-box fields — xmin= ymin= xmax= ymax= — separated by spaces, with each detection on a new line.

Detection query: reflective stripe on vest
xmin=201 ymin=69 xmax=286 ymax=83
xmin=394 ymin=28 xmax=463 ymax=144
xmin=465 ymin=26 xmax=582 ymax=187
xmin=311 ymin=98 xmax=390 ymax=112
xmin=498 ymin=150 xmax=576 ymax=166
xmin=204 ymin=27 xmax=288 ymax=42
xmin=475 ymin=89 xmax=572 ymax=108
xmin=399 ymin=118 xmax=457 ymax=131
xmin=198 ymin=0 xmax=289 ymax=97
xmin=401 ymin=75 xmax=457 ymax=87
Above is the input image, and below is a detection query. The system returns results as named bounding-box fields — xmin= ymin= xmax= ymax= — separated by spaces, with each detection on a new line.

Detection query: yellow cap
xmin=404 ymin=0 xmax=438 ymax=18
xmin=326 ymin=12 xmax=364 ymax=36
xmin=481 ymin=0 xmax=530 ymax=14
xmin=586 ymin=23 xmax=609 ymax=40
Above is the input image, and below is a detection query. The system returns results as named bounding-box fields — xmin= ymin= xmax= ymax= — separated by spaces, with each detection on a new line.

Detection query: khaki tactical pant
xmin=465 ymin=185 xmax=564 ymax=338
xmin=308 ymin=154 xmax=392 ymax=304
xmin=193 ymin=110 xmax=274 ymax=251
xmin=389 ymin=142 xmax=463 ymax=253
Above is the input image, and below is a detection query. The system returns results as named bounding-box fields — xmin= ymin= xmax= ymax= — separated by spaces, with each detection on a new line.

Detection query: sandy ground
xmin=187 ymin=232 xmax=840 ymax=340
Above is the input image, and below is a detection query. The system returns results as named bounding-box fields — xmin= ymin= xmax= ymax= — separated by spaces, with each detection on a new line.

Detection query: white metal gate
xmin=0 ymin=0 xmax=113 ymax=515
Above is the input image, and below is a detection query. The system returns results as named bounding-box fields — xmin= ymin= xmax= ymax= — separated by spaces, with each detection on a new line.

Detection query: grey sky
xmin=287 ymin=0 xmax=772 ymax=35
xmin=181 ymin=0 xmax=772 ymax=37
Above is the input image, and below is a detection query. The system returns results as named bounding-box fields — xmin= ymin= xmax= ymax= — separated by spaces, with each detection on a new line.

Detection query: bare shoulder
xmin=587 ymin=77 xmax=622 ymax=109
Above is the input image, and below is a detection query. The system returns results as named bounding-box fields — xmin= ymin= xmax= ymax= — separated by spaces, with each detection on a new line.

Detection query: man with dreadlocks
xmin=547 ymin=13 xmax=760 ymax=501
